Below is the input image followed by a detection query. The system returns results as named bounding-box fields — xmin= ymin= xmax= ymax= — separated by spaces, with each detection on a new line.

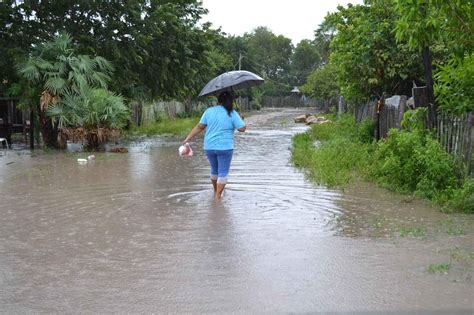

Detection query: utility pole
xmin=238 ymin=53 xmax=242 ymax=71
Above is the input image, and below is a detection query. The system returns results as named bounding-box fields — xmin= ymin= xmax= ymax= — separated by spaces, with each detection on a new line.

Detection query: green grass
xmin=437 ymin=218 xmax=467 ymax=236
xmin=292 ymin=115 xmax=372 ymax=187
xmin=427 ymin=263 xmax=451 ymax=274
xmin=291 ymin=113 xmax=474 ymax=213
xmin=399 ymin=226 xmax=427 ymax=237
xmin=128 ymin=117 xmax=199 ymax=136
xmin=446 ymin=226 xmax=465 ymax=236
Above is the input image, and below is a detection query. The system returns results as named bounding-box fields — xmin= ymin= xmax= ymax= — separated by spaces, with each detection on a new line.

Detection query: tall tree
xmin=244 ymin=27 xmax=293 ymax=95
xmin=395 ymin=0 xmax=473 ymax=114
xmin=290 ymin=40 xmax=320 ymax=87
xmin=301 ymin=63 xmax=340 ymax=100
xmin=1 ymin=0 xmax=214 ymax=100
xmin=324 ymin=1 xmax=423 ymax=102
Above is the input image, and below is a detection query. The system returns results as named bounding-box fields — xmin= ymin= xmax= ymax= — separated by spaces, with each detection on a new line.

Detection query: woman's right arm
xmin=182 ymin=123 xmax=206 ymax=144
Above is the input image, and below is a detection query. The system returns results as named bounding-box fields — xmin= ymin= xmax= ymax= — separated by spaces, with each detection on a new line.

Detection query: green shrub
xmin=292 ymin=112 xmax=472 ymax=213
xmin=357 ymin=118 xmax=375 ymax=143
xmin=401 ymin=107 xmax=427 ymax=131
xmin=439 ymin=179 xmax=474 ymax=214
xmin=371 ymin=129 xmax=460 ymax=198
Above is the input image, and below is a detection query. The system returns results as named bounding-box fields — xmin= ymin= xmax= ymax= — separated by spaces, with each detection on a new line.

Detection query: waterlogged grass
xmin=399 ymin=226 xmax=427 ymax=237
xmin=291 ymin=113 xmax=474 ymax=213
xmin=128 ymin=117 xmax=199 ymax=137
xmin=292 ymin=115 xmax=372 ymax=187
xmin=427 ymin=263 xmax=451 ymax=274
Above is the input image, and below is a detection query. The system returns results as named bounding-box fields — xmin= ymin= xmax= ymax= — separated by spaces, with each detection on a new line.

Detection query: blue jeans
xmin=205 ymin=149 xmax=233 ymax=184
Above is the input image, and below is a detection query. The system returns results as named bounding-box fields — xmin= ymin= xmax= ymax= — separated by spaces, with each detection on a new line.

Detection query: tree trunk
xmin=37 ymin=103 xmax=59 ymax=148
xmin=29 ymin=110 xmax=35 ymax=150
xmin=422 ymin=46 xmax=437 ymax=128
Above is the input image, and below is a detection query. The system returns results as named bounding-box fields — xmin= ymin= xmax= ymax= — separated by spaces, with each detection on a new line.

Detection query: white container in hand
xmin=178 ymin=143 xmax=193 ymax=157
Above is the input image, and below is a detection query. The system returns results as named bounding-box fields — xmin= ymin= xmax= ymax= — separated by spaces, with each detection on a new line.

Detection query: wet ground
xmin=0 ymin=108 xmax=473 ymax=313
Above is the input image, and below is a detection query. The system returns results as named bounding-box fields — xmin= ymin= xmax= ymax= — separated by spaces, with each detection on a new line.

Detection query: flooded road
xmin=0 ymin=108 xmax=473 ymax=313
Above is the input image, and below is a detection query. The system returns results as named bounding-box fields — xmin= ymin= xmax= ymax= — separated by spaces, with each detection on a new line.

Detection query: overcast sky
xmin=201 ymin=0 xmax=364 ymax=45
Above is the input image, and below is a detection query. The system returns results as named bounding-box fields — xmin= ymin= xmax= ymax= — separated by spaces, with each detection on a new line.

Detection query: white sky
xmin=201 ymin=0 xmax=364 ymax=45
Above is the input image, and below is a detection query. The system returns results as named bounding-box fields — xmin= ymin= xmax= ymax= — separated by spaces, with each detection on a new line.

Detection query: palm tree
xmin=17 ymin=33 xmax=129 ymax=149
xmin=48 ymin=88 xmax=129 ymax=149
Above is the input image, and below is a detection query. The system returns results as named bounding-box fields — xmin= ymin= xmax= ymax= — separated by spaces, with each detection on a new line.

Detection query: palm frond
xmin=77 ymin=55 xmax=95 ymax=74
xmin=44 ymin=76 xmax=67 ymax=95
xmin=52 ymin=32 xmax=73 ymax=54
xmin=72 ymin=73 xmax=89 ymax=93
xmin=94 ymin=56 xmax=114 ymax=73
xmin=89 ymin=71 xmax=111 ymax=88
xmin=17 ymin=58 xmax=41 ymax=81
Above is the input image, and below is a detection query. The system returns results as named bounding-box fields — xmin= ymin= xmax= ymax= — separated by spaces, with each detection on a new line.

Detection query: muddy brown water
xmin=0 ymin=108 xmax=473 ymax=313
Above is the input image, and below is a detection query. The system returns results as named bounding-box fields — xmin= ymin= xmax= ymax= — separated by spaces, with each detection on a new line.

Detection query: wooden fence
xmin=131 ymin=95 xmax=329 ymax=125
xmin=355 ymin=96 xmax=408 ymax=139
xmin=262 ymin=96 xmax=335 ymax=109
xmin=437 ymin=112 xmax=473 ymax=171
xmin=355 ymin=100 xmax=376 ymax=123
xmin=131 ymin=100 xmax=213 ymax=125
xmin=353 ymin=95 xmax=473 ymax=172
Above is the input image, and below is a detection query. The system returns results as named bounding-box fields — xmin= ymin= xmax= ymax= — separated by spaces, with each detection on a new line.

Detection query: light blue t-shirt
xmin=199 ymin=105 xmax=245 ymax=150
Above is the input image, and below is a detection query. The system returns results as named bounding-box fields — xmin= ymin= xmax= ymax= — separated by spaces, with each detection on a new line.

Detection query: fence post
xmin=375 ymin=96 xmax=385 ymax=140
xmin=466 ymin=112 xmax=473 ymax=174
xmin=396 ymin=95 xmax=407 ymax=129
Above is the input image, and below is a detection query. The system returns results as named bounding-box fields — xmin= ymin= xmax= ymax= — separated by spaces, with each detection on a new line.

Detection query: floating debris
xmin=109 ymin=147 xmax=128 ymax=153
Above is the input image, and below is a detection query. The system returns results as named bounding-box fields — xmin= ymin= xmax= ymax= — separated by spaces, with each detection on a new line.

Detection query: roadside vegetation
xmin=293 ymin=0 xmax=473 ymax=214
xmin=292 ymin=112 xmax=474 ymax=214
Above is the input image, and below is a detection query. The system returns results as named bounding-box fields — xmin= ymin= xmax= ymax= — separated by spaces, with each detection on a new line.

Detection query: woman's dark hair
xmin=217 ymin=91 xmax=234 ymax=116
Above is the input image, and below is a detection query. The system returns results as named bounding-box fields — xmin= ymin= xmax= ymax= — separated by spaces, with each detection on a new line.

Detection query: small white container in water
xmin=77 ymin=158 xmax=87 ymax=164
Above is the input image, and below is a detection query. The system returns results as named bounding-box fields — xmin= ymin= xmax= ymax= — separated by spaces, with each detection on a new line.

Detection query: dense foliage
xmin=307 ymin=1 xmax=424 ymax=103
xmin=16 ymin=33 xmax=129 ymax=149
xmin=292 ymin=112 xmax=473 ymax=213
xmin=300 ymin=63 xmax=340 ymax=100
xmin=0 ymin=0 xmax=214 ymax=100
xmin=301 ymin=0 xmax=473 ymax=114
xmin=434 ymin=54 xmax=474 ymax=114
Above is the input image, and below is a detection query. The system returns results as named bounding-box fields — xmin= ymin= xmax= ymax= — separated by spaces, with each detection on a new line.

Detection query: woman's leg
xmin=215 ymin=150 xmax=233 ymax=199
xmin=205 ymin=150 xmax=218 ymax=193
xmin=211 ymin=179 xmax=217 ymax=192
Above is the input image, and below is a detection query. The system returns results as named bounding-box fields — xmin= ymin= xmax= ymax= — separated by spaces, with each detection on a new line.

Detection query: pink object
xmin=178 ymin=143 xmax=193 ymax=157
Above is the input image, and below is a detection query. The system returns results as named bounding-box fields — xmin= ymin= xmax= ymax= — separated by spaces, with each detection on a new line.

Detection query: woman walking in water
xmin=182 ymin=91 xmax=246 ymax=199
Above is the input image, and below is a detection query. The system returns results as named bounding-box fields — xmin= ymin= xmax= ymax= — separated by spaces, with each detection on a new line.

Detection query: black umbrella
xmin=198 ymin=70 xmax=264 ymax=97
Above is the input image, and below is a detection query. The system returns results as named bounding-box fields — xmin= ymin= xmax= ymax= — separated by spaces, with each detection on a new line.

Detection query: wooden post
xmin=375 ymin=95 xmax=385 ymax=140
xmin=465 ymin=112 xmax=473 ymax=174
xmin=422 ymin=46 xmax=437 ymax=129
xmin=29 ymin=110 xmax=34 ymax=150
xmin=396 ymin=95 xmax=407 ymax=129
